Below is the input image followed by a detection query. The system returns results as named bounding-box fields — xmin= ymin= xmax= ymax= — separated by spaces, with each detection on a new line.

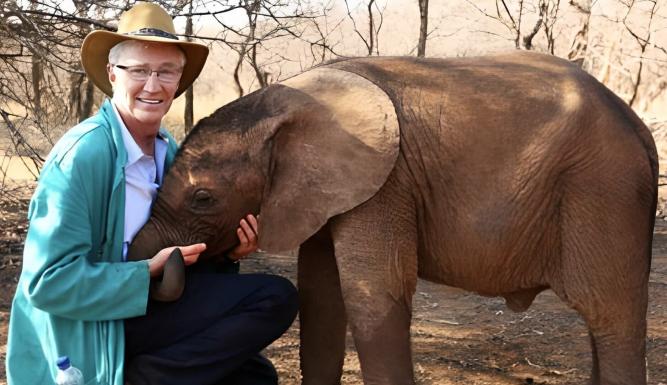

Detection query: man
xmin=6 ymin=3 xmax=297 ymax=384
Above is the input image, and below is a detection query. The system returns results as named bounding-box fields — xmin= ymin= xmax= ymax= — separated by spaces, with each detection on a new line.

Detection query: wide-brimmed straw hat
xmin=81 ymin=2 xmax=209 ymax=98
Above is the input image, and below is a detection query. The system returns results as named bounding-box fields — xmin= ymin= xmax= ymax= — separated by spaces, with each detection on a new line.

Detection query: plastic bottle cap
xmin=56 ymin=356 xmax=71 ymax=370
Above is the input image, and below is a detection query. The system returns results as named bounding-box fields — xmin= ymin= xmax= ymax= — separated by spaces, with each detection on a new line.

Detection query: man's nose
xmin=143 ymin=72 xmax=161 ymax=92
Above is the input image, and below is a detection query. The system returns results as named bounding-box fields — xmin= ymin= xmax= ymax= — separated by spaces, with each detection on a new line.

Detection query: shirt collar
xmin=111 ymin=101 xmax=167 ymax=166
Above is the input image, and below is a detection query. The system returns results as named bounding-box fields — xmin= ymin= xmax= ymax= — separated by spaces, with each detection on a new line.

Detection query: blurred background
xmin=1 ymin=0 xmax=665 ymax=189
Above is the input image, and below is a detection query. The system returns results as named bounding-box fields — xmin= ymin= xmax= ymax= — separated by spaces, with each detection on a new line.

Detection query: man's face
xmin=108 ymin=41 xmax=185 ymax=132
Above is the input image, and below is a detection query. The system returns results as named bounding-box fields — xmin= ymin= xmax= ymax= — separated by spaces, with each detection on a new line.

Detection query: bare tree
xmin=197 ymin=0 xmax=327 ymax=97
xmin=0 ymin=109 xmax=43 ymax=181
xmin=305 ymin=3 xmax=345 ymax=67
xmin=417 ymin=0 xmax=429 ymax=57
xmin=0 ymin=0 xmax=113 ymax=181
xmin=184 ymin=0 xmax=195 ymax=133
xmin=0 ymin=0 xmax=338 ymax=190
xmin=567 ymin=0 xmax=592 ymax=67
xmin=29 ymin=1 xmax=42 ymax=121
xmin=467 ymin=0 xmax=589 ymax=55
xmin=464 ymin=0 xmax=525 ymax=49
xmin=344 ymin=0 xmax=386 ymax=56
xmin=541 ymin=0 xmax=562 ymax=54
xmin=521 ymin=0 xmax=561 ymax=52
xmin=225 ymin=0 xmax=262 ymax=97
xmin=621 ymin=0 xmax=658 ymax=107
xmin=69 ymin=0 xmax=98 ymax=122
xmin=522 ymin=1 xmax=545 ymax=49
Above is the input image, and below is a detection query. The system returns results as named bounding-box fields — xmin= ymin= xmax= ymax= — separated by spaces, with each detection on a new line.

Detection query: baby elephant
xmin=129 ymin=51 xmax=657 ymax=385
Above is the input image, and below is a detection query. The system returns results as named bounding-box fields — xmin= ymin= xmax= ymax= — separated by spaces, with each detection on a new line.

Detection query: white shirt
xmin=111 ymin=102 xmax=168 ymax=261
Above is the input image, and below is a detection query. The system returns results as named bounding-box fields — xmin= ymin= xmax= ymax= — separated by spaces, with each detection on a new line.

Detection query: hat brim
xmin=81 ymin=30 xmax=209 ymax=98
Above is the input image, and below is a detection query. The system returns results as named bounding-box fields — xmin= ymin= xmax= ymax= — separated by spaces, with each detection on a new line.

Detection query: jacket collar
xmin=99 ymin=99 xmax=128 ymax=183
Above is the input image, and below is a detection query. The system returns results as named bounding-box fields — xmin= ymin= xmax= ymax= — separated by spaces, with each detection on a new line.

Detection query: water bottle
xmin=55 ymin=356 xmax=84 ymax=385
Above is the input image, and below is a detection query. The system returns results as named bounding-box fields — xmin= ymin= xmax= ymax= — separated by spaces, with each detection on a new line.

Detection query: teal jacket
xmin=6 ymin=99 xmax=178 ymax=385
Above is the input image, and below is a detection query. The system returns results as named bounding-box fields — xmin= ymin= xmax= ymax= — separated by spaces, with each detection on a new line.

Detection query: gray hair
xmin=108 ymin=40 xmax=186 ymax=66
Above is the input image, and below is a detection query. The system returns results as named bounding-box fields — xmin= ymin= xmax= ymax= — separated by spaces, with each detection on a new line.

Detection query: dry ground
xmin=0 ymin=186 xmax=665 ymax=384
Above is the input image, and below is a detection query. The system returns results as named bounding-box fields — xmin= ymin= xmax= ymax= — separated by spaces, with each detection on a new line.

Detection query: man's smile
xmin=136 ymin=97 xmax=163 ymax=105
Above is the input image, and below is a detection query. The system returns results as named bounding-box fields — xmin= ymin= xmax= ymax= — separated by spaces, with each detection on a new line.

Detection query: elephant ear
xmin=258 ymin=67 xmax=400 ymax=253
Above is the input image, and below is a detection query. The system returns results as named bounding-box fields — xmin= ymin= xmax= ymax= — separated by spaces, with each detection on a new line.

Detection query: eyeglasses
xmin=112 ymin=64 xmax=183 ymax=84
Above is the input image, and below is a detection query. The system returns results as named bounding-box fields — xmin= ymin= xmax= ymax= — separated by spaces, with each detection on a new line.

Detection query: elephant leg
xmin=584 ymin=305 xmax=647 ymax=385
xmin=298 ymin=225 xmax=347 ymax=385
xmin=588 ymin=332 xmax=600 ymax=385
xmin=557 ymin=273 xmax=647 ymax=385
xmin=329 ymin=184 xmax=418 ymax=385
xmin=558 ymin=254 xmax=648 ymax=385
xmin=554 ymin=190 xmax=650 ymax=385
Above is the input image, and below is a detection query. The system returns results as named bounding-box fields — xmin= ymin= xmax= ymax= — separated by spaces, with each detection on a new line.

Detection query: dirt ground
xmin=0 ymin=185 xmax=665 ymax=384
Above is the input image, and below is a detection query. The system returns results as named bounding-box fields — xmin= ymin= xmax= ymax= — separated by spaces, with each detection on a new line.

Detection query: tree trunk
xmin=567 ymin=0 xmax=592 ymax=68
xmin=542 ymin=0 xmax=561 ymax=55
xmin=417 ymin=0 xmax=428 ymax=57
xmin=31 ymin=51 xmax=42 ymax=118
xmin=522 ymin=0 xmax=545 ymax=50
xmin=70 ymin=0 xmax=92 ymax=123
xmin=184 ymin=1 xmax=194 ymax=133
xmin=29 ymin=1 xmax=42 ymax=119
xmin=367 ymin=0 xmax=375 ymax=55
xmin=625 ymin=0 xmax=657 ymax=109
xmin=80 ymin=78 xmax=95 ymax=120
xmin=251 ymin=44 xmax=268 ymax=88
xmin=233 ymin=53 xmax=245 ymax=98
xmin=184 ymin=85 xmax=194 ymax=133
xmin=628 ymin=59 xmax=643 ymax=108
xmin=68 ymin=73 xmax=85 ymax=122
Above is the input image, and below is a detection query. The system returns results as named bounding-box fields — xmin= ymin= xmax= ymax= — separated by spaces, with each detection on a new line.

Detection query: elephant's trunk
xmin=127 ymin=220 xmax=186 ymax=302
xmin=126 ymin=219 xmax=161 ymax=262
xmin=149 ymin=248 xmax=185 ymax=302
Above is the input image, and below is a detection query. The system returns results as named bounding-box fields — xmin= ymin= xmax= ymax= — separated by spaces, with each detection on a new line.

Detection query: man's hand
xmin=227 ymin=214 xmax=259 ymax=261
xmin=148 ymin=243 xmax=206 ymax=277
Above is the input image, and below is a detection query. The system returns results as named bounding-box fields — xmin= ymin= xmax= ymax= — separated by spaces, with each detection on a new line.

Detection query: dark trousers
xmin=124 ymin=262 xmax=298 ymax=385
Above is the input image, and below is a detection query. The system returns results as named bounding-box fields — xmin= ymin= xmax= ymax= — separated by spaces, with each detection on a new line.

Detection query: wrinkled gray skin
xmin=128 ymin=52 xmax=657 ymax=385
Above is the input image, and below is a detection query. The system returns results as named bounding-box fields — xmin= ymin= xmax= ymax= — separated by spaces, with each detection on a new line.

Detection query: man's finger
xmin=179 ymin=243 xmax=207 ymax=256
xmin=183 ymin=253 xmax=200 ymax=265
xmin=239 ymin=219 xmax=254 ymax=236
xmin=237 ymin=227 xmax=249 ymax=244
xmin=240 ymin=220 xmax=256 ymax=242
xmin=247 ymin=214 xmax=259 ymax=233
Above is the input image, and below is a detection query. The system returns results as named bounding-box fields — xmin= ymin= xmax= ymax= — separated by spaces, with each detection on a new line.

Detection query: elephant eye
xmin=192 ymin=189 xmax=215 ymax=209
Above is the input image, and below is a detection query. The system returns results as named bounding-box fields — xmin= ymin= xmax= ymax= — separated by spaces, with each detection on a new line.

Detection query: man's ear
xmin=107 ymin=64 xmax=116 ymax=84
